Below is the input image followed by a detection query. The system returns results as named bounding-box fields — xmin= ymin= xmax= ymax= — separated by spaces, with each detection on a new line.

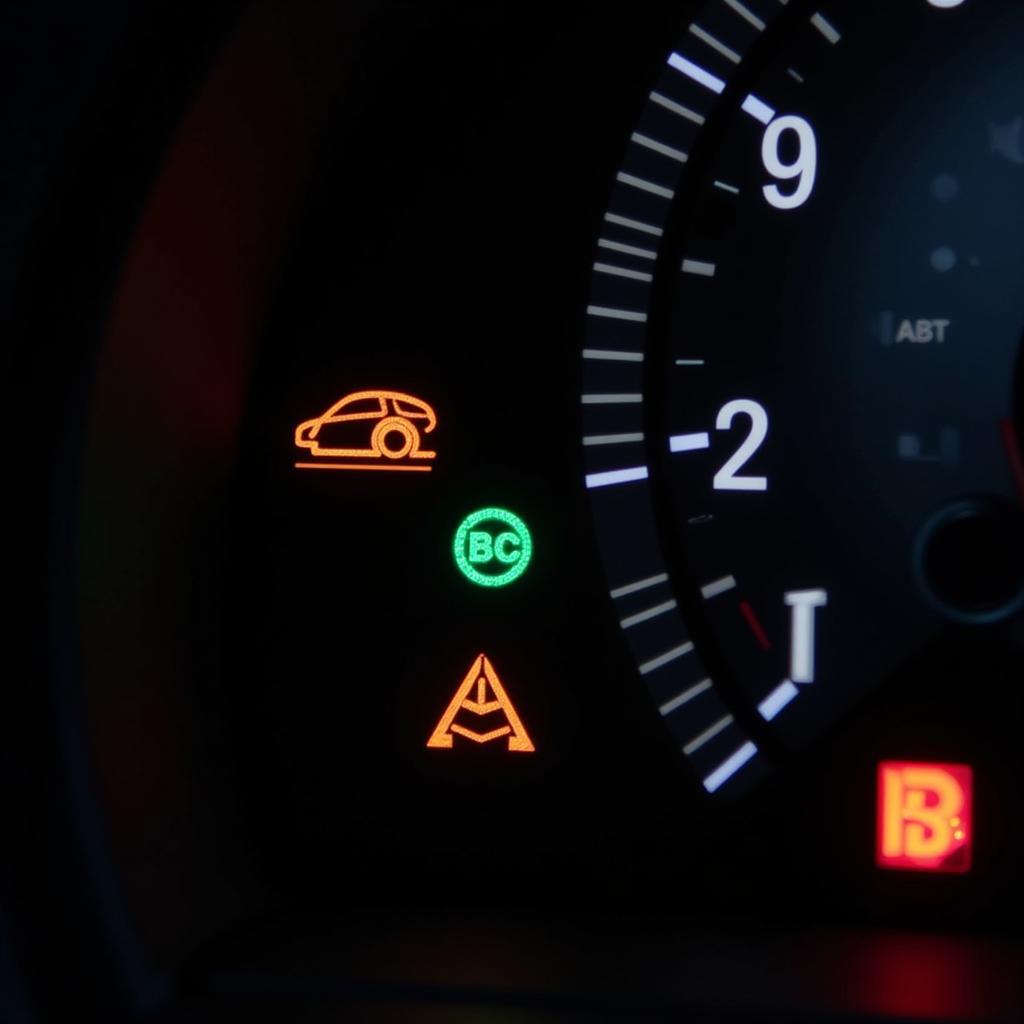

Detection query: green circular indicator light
xmin=453 ymin=507 xmax=533 ymax=588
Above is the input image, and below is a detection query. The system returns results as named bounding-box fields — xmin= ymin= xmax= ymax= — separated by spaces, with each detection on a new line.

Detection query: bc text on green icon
xmin=453 ymin=508 xmax=533 ymax=587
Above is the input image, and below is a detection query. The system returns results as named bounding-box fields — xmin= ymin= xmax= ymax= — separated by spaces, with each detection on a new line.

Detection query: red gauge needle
xmin=739 ymin=600 xmax=772 ymax=651
xmin=998 ymin=417 xmax=1024 ymax=504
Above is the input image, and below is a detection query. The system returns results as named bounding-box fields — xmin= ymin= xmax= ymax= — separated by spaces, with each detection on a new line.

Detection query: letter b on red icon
xmin=876 ymin=761 xmax=973 ymax=874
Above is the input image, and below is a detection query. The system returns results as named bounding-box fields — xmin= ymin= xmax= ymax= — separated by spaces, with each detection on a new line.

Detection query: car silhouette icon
xmin=294 ymin=390 xmax=437 ymax=467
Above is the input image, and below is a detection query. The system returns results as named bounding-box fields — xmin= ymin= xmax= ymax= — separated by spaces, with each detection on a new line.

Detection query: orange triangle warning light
xmin=426 ymin=654 xmax=535 ymax=753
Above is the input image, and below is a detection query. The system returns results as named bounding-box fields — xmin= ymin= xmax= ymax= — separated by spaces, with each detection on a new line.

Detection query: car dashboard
xmin=2 ymin=1 xmax=1022 ymax=1021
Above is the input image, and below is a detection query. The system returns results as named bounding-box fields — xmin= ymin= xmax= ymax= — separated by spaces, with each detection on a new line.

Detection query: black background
xmin=3 ymin=1 xmax=1022 ymax=1020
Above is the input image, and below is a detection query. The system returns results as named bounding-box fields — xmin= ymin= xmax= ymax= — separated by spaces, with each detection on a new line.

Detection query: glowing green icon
xmin=453 ymin=507 xmax=533 ymax=588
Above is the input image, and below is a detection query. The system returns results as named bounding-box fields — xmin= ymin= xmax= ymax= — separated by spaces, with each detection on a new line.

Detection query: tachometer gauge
xmin=583 ymin=0 xmax=1024 ymax=795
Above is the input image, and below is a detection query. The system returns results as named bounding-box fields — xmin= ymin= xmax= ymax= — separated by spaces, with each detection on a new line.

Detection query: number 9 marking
xmin=762 ymin=114 xmax=817 ymax=210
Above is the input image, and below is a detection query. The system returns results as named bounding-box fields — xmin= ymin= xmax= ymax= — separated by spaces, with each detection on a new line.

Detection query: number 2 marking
xmin=713 ymin=399 xmax=769 ymax=491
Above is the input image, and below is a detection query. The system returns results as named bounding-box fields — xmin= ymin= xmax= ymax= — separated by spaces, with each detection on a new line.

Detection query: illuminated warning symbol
xmin=426 ymin=654 xmax=535 ymax=752
xmin=294 ymin=390 xmax=437 ymax=472
xmin=876 ymin=761 xmax=973 ymax=874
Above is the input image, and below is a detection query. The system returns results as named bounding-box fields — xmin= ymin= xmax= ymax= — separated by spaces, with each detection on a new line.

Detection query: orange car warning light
xmin=427 ymin=654 xmax=535 ymax=753
xmin=876 ymin=761 xmax=973 ymax=874
xmin=295 ymin=390 xmax=437 ymax=471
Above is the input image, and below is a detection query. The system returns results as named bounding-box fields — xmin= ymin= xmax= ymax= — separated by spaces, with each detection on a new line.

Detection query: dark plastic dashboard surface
xmin=2 ymin=1 xmax=1022 ymax=1021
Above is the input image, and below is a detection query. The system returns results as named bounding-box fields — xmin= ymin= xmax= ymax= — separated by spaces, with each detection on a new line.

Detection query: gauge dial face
xmin=583 ymin=0 xmax=1024 ymax=793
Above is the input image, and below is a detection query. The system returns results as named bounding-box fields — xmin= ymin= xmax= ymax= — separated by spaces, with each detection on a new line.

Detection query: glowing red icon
xmin=295 ymin=390 xmax=437 ymax=471
xmin=876 ymin=761 xmax=973 ymax=874
xmin=426 ymin=654 xmax=535 ymax=753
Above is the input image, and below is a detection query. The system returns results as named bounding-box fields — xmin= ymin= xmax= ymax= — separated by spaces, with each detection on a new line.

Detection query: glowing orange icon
xmin=426 ymin=654 xmax=535 ymax=752
xmin=877 ymin=761 xmax=973 ymax=874
xmin=295 ymin=390 xmax=437 ymax=471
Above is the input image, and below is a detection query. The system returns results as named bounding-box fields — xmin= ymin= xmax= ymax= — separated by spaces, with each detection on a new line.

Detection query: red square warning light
xmin=877 ymin=762 xmax=973 ymax=874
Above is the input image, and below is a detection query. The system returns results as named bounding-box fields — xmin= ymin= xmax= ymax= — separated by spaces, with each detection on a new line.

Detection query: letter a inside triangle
xmin=426 ymin=654 xmax=535 ymax=752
